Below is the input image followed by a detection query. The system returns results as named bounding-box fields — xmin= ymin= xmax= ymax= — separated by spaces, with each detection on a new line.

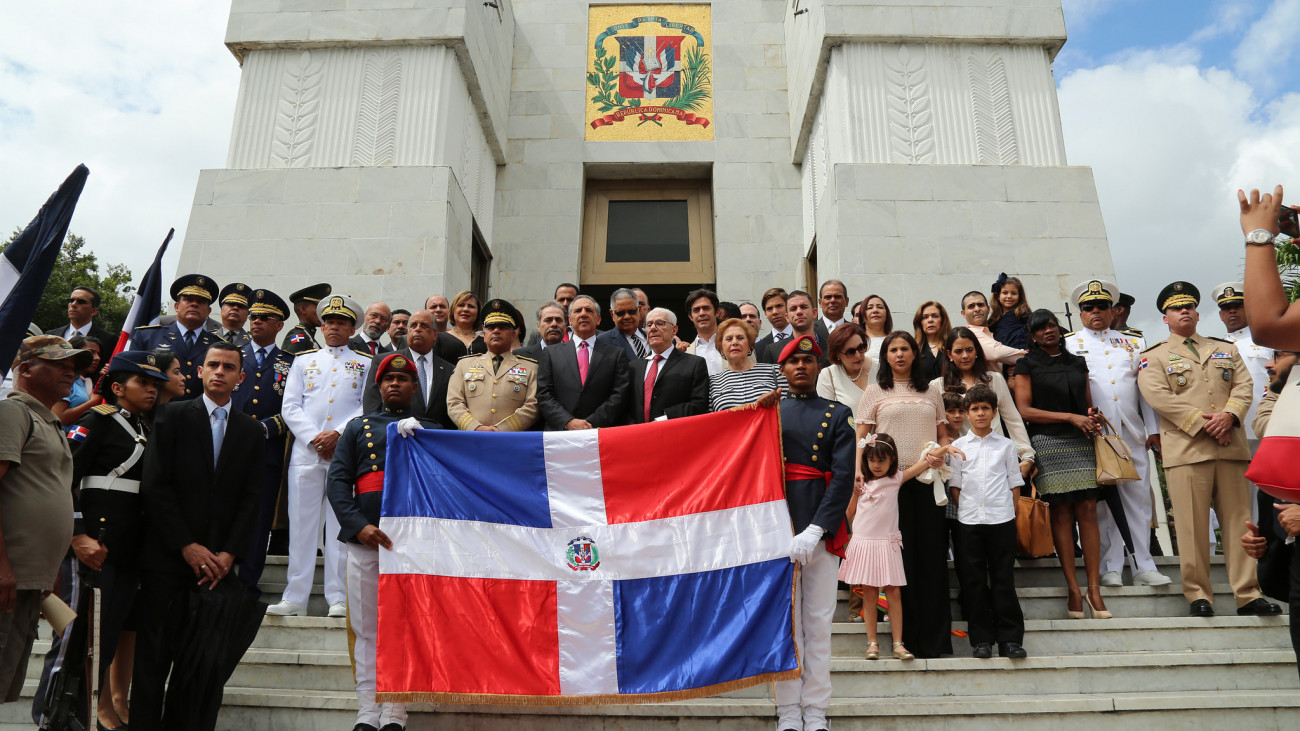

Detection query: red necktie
xmin=577 ymin=340 xmax=590 ymax=385
xmin=644 ymin=354 xmax=662 ymax=422
xmin=368 ymin=341 xmax=378 ymax=355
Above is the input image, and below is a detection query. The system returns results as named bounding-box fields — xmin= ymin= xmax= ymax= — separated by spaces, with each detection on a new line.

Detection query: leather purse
xmin=1246 ymin=377 xmax=1300 ymax=502
xmin=1093 ymin=415 xmax=1139 ymax=485
xmin=1015 ymin=483 xmax=1054 ymax=557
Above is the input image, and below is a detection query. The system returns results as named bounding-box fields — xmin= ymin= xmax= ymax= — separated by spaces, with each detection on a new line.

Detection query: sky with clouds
xmin=2 ymin=1 xmax=1298 ymax=336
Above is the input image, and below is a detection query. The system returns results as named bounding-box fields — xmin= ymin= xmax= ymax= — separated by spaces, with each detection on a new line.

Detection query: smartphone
xmin=1279 ymin=204 xmax=1298 ymax=227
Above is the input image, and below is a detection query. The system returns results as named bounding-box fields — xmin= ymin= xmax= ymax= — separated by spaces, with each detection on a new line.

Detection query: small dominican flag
xmin=289 ymin=333 xmax=306 ymax=344
xmin=67 ymin=426 xmax=89 ymax=442
xmin=1139 ymin=357 xmax=1149 ymax=370
xmin=376 ymin=407 xmax=797 ymax=704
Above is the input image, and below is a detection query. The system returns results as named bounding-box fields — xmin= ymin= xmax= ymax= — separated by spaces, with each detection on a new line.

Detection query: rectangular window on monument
xmin=581 ymin=178 xmax=715 ymax=285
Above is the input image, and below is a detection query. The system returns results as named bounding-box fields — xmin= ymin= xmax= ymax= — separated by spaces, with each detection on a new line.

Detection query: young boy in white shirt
xmin=949 ymin=384 xmax=1028 ymax=659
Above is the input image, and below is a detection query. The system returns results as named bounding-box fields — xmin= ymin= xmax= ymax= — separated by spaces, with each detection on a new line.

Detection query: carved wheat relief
xmin=272 ymin=51 xmax=324 ymax=168
xmin=885 ymin=45 xmax=935 ymax=164
xmin=352 ymin=50 xmax=402 ymax=167
xmin=967 ymin=50 xmax=1019 ymax=165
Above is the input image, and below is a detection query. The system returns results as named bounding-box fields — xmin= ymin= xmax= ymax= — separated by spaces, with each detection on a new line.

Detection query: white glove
xmin=789 ymin=525 xmax=826 ymax=565
xmin=396 ymin=417 xmax=422 ymax=438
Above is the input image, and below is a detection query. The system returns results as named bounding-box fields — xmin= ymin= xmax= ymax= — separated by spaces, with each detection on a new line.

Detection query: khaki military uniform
xmin=447 ymin=352 xmax=539 ymax=431
xmin=1137 ymin=332 xmax=1262 ymax=607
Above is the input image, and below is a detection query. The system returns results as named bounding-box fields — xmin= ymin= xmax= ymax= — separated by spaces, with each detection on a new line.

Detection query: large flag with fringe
xmin=376 ymin=406 xmax=797 ymax=704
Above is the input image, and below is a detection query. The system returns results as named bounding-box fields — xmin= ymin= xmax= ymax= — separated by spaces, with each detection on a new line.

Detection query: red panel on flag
xmin=377 ymin=575 xmax=561 ymax=696
xmin=600 ymin=407 xmax=785 ymax=525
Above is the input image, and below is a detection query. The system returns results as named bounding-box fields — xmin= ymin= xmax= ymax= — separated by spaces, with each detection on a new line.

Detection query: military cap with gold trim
xmin=779 ymin=334 xmax=823 ymax=363
xmin=107 ymin=351 xmax=170 ymax=382
xmin=169 ymin=274 xmax=219 ymax=303
xmin=219 ymin=282 xmax=252 ymax=308
xmin=1212 ymin=281 xmax=1245 ymax=307
xmin=317 ymin=294 xmax=362 ymax=324
xmin=1116 ymin=292 xmax=1136 ymax=309
xmin=1156 ymin=281 xmax=1200 ymax=312
xmin=1070 ymin=279 xmax=1117 ymax=307
xmin=481 ymin=298 xmax=525 ymax=335
xmin=373 ymin=351 xmax=418 ymax=384
xmin=288 ymin=282 xmax=331 ymax=305
xmin=248 ymin=288 xmax=290 ymax=320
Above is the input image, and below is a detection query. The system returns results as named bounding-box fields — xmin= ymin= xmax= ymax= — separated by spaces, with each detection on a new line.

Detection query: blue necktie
xmin=256 ymin=347 xmax=266 ymax=367
xmin=417 ymin=354 xmax=429 ymax=401
xmin=185 ymin=330 xmax=196 ymax=350
xmin=212 ymin=407 xmax=227 ymax=462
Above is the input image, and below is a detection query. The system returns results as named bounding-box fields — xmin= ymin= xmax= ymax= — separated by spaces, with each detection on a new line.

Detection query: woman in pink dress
xmin=840 ymin=433 xmax=961 ymax=660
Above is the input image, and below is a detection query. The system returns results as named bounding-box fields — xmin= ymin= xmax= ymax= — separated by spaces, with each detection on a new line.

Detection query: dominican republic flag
xmin=376 ymin=406 xmax=798 ymax=704
xmin=110 ymin=228 xmax=173 ymax=358
xmin=0 ymin=164 xmax=89 ymax=380
xmin=618 ymin=35 xmax=683 ymax=99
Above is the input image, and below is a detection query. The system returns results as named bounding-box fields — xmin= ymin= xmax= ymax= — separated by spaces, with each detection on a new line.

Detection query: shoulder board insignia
xmin=91 ymin=404 xmax=117 ymax=415
xmin=1063 ymin=331 xmax=1077 ymax=338
xmin=515 ymin=355 xmax=538 ymax=363
xmin=350 ymin=349 xmax=374 ymax=358
xmin=1120 ymin=328 xmax=1143 ymax=336
xmin=1141 ymin=342 xmax=1162 ymax=353
xmin=295 ymin=347 xmax=320 ymax=355
xmin=134 ymin=324 xmax=162 ymax=331
xmin=458 ymin=353 xmax=480 ymax=361
xmin=1207 ymin=336 xmax=1231 ymax=343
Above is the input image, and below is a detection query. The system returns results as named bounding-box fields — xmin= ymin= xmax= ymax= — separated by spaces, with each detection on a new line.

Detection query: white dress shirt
xmin=411 ymin=349 xmax=435 ymax=398
xmin=821 ymin=316 xmax=847 ymax=333
xmin=645 ymin=346 xmax=676 ymax=385
xmin=688 ymin=333 xmax=723 ymax=375
xmin=62 ymin=323 xmax=91 ymax=340
xmin=949 ymin=430 xmax=1024 ymax=525
xmin=1224 ymin=326 xmax=1273 ymax=440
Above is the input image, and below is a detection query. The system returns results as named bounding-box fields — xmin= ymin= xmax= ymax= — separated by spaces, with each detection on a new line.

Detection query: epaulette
xmin=90 ymin=404 xmax=117 ymax=415
xmin=1141 ymin=342 xmax=1162 ymax=353
xmin=295 ymin=347 xmax=320 ymax=355
xmin=515 ymin=355 xmax=538 ymax=363
xmin=458 ymin=353 xmax=480 ymax=361
xmin=133 ymin=324 xmax=162 ymax=331
xmin=1119 ymin=328 xmax=1144 ymax=337
xmin=350 ymin=348 xmax=373 ymax=358
xmin=1063 ymin=330 xmax=1077 ymax=338
xmin=1207 ymin=336 xmax=1231 ymax=343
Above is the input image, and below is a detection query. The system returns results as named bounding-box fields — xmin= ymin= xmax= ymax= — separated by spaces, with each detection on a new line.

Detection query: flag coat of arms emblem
xmin=617 ymin=36 xmax=683 ymax=99
xmin=376 ymin=407 xmax=798 ymax=704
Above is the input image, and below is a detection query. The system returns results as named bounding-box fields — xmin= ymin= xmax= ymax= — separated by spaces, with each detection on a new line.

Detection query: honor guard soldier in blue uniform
xmin=127 ymin=274 xmax=224 ymax=400
xmin=230 ymin=288 xmax=295 ymax=589
xmin=328 ymin=353 xmax=437 ymax=731
xmin=210 ymin=282 xmax=253 ymax=348
xmin=282 ymin=282 xmax=331 ymax=355
xmin=767 ymin=335 xmax=854 ymax=731
xmin=34 ymin=351 xmax=170 ymax=730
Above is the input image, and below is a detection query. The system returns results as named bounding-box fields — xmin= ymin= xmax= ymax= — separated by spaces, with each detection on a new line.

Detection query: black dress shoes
xmin=352 ymin=724 xmax=378 ymax=731
xmin=1237 ymin=598 xmax=1283 ymax=615
xmin=999 ymin=642 xmax=1028 ymax=659
xmin=972 ymin=643 xmax=993 ymax=659
xmin=1188 ymin=599 xmax=1214 ymax=617
xmin=379 ymin=724 xmax=406 ymax=731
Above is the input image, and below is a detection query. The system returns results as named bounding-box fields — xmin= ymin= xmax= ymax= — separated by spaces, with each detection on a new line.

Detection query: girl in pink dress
xmin=840 ymin=433 xmax=961 ymax=660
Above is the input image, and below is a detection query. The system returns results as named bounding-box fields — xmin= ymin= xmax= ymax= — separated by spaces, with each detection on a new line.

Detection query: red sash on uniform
xmin=357 ymin=471 xmax=384 ymax=495
xmin=784 ymin=463 xmax=849 ymax=559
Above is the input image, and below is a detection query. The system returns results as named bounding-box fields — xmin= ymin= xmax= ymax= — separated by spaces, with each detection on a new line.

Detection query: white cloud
xmin=0 ymin=2 xmax=238 ymax=305
xmin=1232 ymin=0 xmax=1300 ymax=94
xmin=1058 ymin=59 xmax=1300 ymax=335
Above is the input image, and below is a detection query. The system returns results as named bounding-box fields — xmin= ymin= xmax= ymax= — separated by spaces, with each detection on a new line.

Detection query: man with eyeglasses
xmin=596 ymin=288 xmax=650 ymax=363
xmin=1064 ymin=280 xmax=1170 ymax=588
xmin=46 ymin=286 xmax=115 ymax=345
xmin=628 ymin=308 xmax=709 ymax=423
xmin=230 ymin=288 xmax=295 ymax=589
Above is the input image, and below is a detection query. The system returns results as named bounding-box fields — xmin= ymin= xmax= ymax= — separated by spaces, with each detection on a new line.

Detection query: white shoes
xmin=328 ymin=601 xmax=348 ymax=618
xmin=266 ymin=599 xmax=306 ymax=617
xmin=1099 ymin=571 xmax=1123 ymax=587
xmin=1133 ymin=570 xmax=1173 ymax=586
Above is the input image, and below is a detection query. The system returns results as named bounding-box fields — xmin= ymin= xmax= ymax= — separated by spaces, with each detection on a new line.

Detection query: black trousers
xmin=898 ymin=477 xmax=952 ymax=657
xmin=955 ymin=519 xmax=1025 ymax=647
xmin=239 ymin=458 xmax=284 ymax=593
xmin=131 ymin=571 xmax=224 ymax=731
xmin=1290 ymin=539 xmax=1300 ymax=683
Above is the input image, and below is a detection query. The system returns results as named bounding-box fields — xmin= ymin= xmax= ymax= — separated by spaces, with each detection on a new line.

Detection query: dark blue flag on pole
xmin=109 ymin=228 xmax=173 ymax=358
xmin=0 ymin=164 xmax=90 ymax=380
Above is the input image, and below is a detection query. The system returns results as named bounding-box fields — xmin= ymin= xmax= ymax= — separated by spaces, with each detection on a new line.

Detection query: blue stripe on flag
xmin=382 ymin=424 xmax=552 ymax=528
xmin=613 ymin=559 xmax=797 ymax=694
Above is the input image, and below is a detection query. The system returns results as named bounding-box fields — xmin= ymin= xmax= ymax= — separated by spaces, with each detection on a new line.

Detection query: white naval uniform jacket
xmin=1223 ymin=326 xmax=1272 ymax=440
xmin=281 ymin=345 xmax=372 ymax=465
xmin=1064 ymin=327 xmax=1158 ymax=444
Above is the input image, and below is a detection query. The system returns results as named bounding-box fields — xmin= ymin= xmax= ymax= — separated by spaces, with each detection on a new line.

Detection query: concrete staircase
xmin=2 ymin=555 xmax=1295 ymax=730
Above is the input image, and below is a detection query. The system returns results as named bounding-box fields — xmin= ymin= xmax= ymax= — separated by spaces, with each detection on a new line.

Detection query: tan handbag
xmin=1015 ymin=483 xmax=1054 ymax=557
xmin=1093 ymin=415 xmax=1139 ymax=485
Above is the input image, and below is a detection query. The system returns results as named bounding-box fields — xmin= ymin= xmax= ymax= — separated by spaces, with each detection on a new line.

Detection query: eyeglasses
xmin=645 ymin=320 xmax=672 ymax=329
xmin=67 ymin=298 xmax=91 ymax=306
xmin=1080 ymin=302 xmax=1111 ymax=312
xmin=840 ymin=345 xmax=868 ymax=356
xmin=248 ymin=314 xmax=280 ymax=322
xmin=613 ymin=309 xmax=639 ymax=317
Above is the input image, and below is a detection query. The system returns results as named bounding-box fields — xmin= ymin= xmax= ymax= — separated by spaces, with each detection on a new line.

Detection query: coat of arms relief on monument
xmin=585 ymin=4 xmax=713 ymax=141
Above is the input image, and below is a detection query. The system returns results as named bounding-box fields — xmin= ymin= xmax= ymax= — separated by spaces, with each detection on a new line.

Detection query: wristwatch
xmin=1245 ymin=228 xmax=1276 ymax=246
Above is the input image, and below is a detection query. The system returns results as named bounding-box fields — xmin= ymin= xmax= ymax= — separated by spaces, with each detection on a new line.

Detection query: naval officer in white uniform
xmin=1213 ymin=282 xmax=1272 ymax=443
xmin=268 ymin=295 xmax=372 ymax=618
xmin=1064 ymin=280 xmax=1171 ymax=588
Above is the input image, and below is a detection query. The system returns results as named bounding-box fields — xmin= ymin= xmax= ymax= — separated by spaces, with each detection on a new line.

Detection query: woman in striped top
xmin=709 ymin=318 xmax=786 ymax=411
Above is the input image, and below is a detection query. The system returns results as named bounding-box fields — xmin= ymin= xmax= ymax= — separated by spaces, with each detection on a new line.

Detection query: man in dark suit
xmin=595 ymin=288 xmax=649 ymax=363
xmin=348 ymin=301 xmax=394 ymax=357
xmin=229 ymin=288 xmax=294 ymax=590
xmin=45 ymin=285 xmax=117 ymax=345
xmin=759 ymin=290 xmax=829 ymax=365
xmin=362 ymin=309 xmax=454 ymax=430
xmin=629 ymin=307 xmax=709 ymax=423
xmin=128 ymin=274 xmax=226 ymax=400
xmin=538 ymin=295 xmax=630 ymax=430
xmin=515 ymin=301 xmax=567 ymax=363
xmin=754 ymin=288 xmax=790 ymax=365
xmin=132 ymin=341 xmax=266 ymax=730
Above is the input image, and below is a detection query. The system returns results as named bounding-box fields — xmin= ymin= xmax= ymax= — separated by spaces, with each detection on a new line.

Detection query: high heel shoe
xmin=1066 ymin=592 xmax=1084 ymax=619
xmin=892 ymin=642 xmax=914 ymax=661
xmin=1084 ymin=587 xmax=1113 ymax=619
xmin=865 ymin=641 xmax=879 ymax=660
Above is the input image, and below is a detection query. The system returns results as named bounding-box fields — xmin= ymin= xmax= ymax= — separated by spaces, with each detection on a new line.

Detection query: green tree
xmin=1 ymin=228 xmax=135 ymax=336
xmin=1278 ymin=239 xmax=1300 ymax=303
